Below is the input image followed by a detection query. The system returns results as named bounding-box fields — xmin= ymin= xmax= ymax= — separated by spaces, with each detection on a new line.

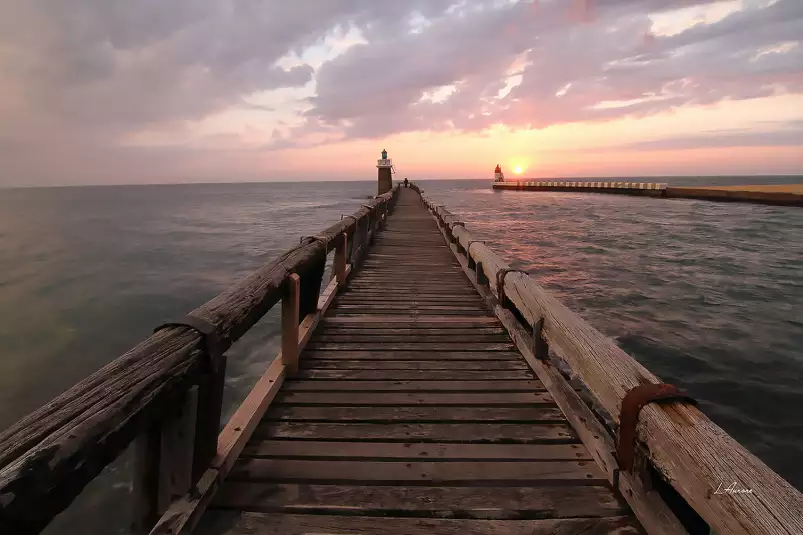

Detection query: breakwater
xmin=493 ymin=180 xmax=803 ymax=206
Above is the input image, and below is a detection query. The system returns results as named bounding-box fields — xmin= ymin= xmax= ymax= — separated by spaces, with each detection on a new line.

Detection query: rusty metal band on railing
xmin=153 ymin=315 xmax=226 ymax=364
xmin=301 ymin=235 xmax=330 ymax=251
xmin=495 ymin=268 xmax=529 ymax=300
xmin=616 ymin=384 xmax=697 ymax=473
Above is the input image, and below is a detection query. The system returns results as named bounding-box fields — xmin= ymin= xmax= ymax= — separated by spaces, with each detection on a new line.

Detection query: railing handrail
xmin=421 ymin=193 xmax=803 ymax=535
xmin=0 ymin=185 xmax=400 ymax=533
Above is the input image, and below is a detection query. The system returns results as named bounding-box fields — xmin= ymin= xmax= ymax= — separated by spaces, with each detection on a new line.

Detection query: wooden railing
xmin=422 ymin=194 xmax=803 ymax=535
xmin=0 ymin=185 xmax=400 ymax=534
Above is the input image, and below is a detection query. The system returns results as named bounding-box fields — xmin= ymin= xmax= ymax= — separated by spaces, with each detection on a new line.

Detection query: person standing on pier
xmin=404 ymin=177 xmax=409 ymax=188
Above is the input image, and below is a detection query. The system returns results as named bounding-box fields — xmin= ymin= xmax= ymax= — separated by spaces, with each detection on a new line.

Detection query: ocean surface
xmin=1 ymin=176 xmax=802 ymax=533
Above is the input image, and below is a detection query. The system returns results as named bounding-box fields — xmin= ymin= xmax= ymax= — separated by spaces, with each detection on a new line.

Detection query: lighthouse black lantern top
xmin=381 ymin=149 xmax=387 ymax=159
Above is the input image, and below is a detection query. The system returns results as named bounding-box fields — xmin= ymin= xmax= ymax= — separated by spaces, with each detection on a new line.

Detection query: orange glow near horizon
xmin=513 ymin=166 xmax=523 ymax=174
xmin=187 ymin=94 xmax=803 ymax=183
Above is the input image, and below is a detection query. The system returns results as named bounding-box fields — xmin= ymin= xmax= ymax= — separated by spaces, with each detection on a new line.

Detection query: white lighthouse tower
xmin=377 ymin=149 xmax=394 ymax=195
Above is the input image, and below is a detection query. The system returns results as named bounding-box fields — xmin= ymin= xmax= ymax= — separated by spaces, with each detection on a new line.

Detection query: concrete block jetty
xmin=493 ymin=180 xmax=803 ymax=206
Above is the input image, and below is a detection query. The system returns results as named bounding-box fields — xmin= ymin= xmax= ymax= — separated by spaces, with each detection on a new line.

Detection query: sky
xmin=0 ymin=0 xmax=802 ymax=186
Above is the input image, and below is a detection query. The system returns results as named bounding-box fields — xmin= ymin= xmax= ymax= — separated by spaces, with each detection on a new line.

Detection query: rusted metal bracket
xmin=617 ymin=383 xmax=697 ymax=473
xmin=495 ymin=268 xmax=529 ymax=308
xmin=301 ymin=235 xmax=330 ymax=251
xmin=154 ymin=315 xmax=226 ymax=365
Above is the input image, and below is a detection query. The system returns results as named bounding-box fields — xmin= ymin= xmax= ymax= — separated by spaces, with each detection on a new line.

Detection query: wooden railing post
xmin=475 ymin=261 xmax=489 ymax=286
xmin=352 ymin=217 xmax=366 ymax=267
xmin=132 ymin=425 xmax=161 ymax=534
xmin=132 ymin=385 xmax=200 ymax=534
xmin=192 ymin=352 xmax=227 ymax=484
xmin=160 ymin=386 xmax=198 ymax=505
xmin=366 ymin=211 xmax=375 ymax=244
xmin=334 ymin=233 xmax=348 ymax=287
xmin=379 ymin=203 xmax=387 ymax=230
xmin=282 ymin=273 xmax=301 ymax=375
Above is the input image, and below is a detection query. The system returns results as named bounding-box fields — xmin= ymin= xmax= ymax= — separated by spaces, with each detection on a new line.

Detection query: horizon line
xmin=3 ymin=173 xmax=802 ymax=190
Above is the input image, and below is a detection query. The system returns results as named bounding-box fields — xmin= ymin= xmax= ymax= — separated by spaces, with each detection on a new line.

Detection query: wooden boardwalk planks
xmin=196 ymin=188 xmax=639 ymax=534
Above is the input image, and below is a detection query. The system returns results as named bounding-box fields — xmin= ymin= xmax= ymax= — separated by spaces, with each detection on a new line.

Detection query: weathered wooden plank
xmin=264 ymin=406 xmax=565 ymax=423
xmin=229 ymin=458 xmax=601 ymax=483
xmin=275 ymin=391 xmax=555 ymax=406
xmin=282 ymin=380 xmax=543 ymax=391
xmin=334 ymin=296 xmax=483 ymax=304
xmin=241 ymin=441 xmax=588 ymax=460
xmin=345 ymin=283 xmax=474 ymax=289
xmin=309 ymin=334 xmax=509 ymax=343
xmin=304 ymin=342 xmax=515 ymax=351
xmin=300 ymin=359 xmax=528 ymax=370
xmin=345 ymin=281 xmax=475 ymax=288
xmin=294 ymin=369 xmax=534 ymax=381
xmin=312 ymin=327 xmax=506 ymax=335
xmin=212 ymin=494 xmax=645 ymax=535
xmin=253 ymin=422 xmax=577 ymax=443
xmin=327 ymin=310 xmax=493 ymax=317
xmin=331 ymin=304 xmax=488 ymax=312
xmin=213 ymin=483 xmax=627 ymax=518
xmin=301 ymin=350 xmax=522 ymax=360
xmin=320 ymin=316 xmax=499 ymax=325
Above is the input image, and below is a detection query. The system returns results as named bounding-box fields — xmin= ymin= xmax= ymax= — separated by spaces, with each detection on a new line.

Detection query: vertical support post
xmin=159 ymin=386 xmax=199 ymax=508
xmin=532 ymin=318 xmax=550 ymax=362
xmin=352 ymin=217 xmax=366 ymax=267
xmin=192 ymin=353 xmax=227 ymax=483
xmin=476 ymin=261 xmax=488 ymax=286
xmin=299 ymin=258 xmax=325 ymax=320
xmin=367 ymin=211 xmax=374 ymax=244
xmin=379 ymin=203 xmax=387 ymax=230
xmin=132 ymin=386 xmax=201 ymax=534
xmin=282 ymin=273 xmax=301 ymax=375
xmin=335 ymin=232 xmax=348 ymax=287
xmin=132 ymin=425 xmax=161 ymax=534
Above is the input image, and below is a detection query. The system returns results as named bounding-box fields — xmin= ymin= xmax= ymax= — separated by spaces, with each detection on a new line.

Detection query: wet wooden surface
xmin=195 ymin=187 xmax=639 ymax=534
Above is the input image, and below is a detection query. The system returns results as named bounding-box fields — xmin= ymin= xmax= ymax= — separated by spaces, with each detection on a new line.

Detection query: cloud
xmin=0 ymin=0 xmax=802 ymax=185
xmin=299 ymin=0 xmax=803 ymax=141
xmin=621 ymin=122 xmax=803 ymax=150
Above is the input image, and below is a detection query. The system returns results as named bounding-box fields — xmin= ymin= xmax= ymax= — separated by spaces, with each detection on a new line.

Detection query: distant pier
xmin=493 ymin=180 xmax=803 ymax=206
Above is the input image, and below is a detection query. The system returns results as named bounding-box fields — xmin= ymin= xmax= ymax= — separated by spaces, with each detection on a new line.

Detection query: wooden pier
xmin=1 ymin=182 xmax=802 ymax=535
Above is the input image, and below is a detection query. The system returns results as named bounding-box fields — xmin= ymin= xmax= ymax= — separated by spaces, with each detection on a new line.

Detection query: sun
xmin=513 ymin=166 xmax=524 ymax=174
